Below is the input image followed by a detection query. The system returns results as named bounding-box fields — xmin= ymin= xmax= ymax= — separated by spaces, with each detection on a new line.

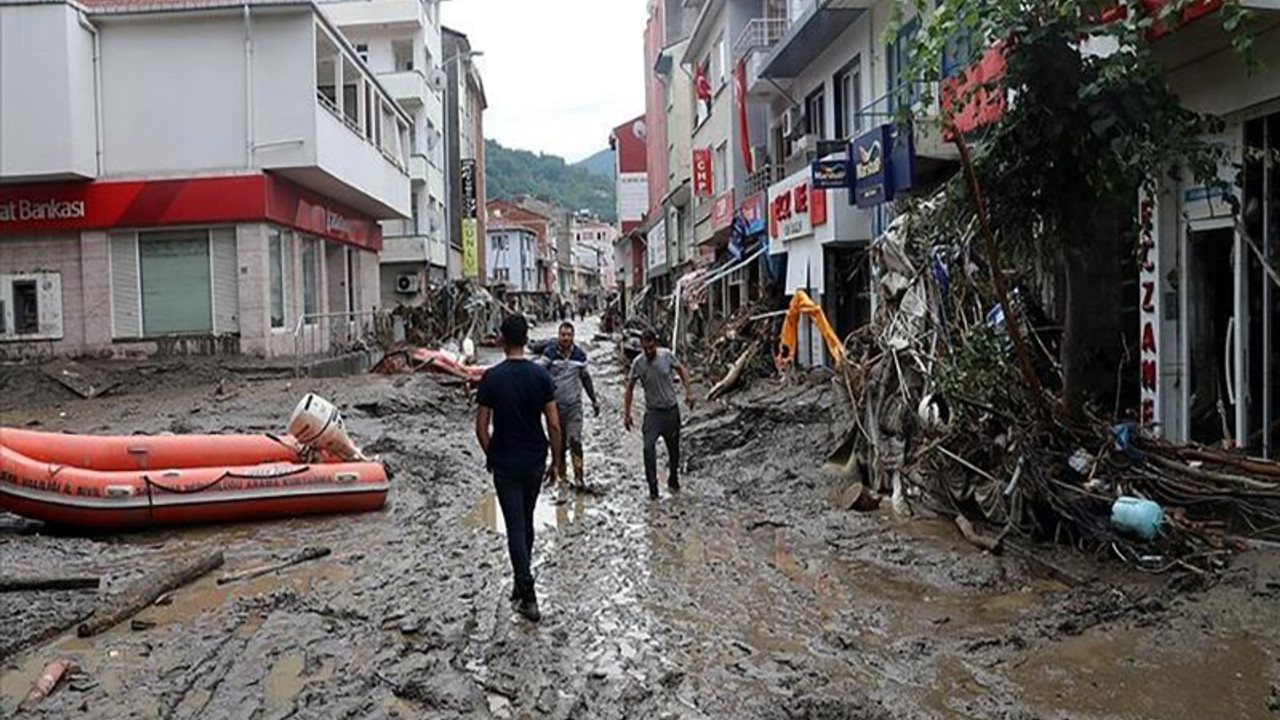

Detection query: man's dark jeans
xmin=642 ymin=406 xmax=681 ymax=494
xmin=493 ymin=466 xmax=543 ymax=598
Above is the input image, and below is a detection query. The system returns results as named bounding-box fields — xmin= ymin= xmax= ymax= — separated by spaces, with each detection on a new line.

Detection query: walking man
xmin=475 ymin=314 xmax=562 ymax=622
xmin=623 ymin=329 xmax=695 ymax=500
xmin=540 ymin=322 xmax=600 ymax=502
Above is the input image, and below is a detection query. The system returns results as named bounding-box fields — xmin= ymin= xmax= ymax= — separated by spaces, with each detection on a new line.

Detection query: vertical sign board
xmin=711 ymin=190 xmax=736 ymax=232
xmin=852 ymin=125 xmax=894 ymax=208
xmin=461 ymin=159 xmax=479 ymax=278
xmin=1138 ymin=194 xmax=1161 ymax=434
xmin=693 ymin=149 xmax=714 ymax=198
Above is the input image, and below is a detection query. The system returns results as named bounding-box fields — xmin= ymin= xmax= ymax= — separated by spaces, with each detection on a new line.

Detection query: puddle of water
xmin=462 ymin=490 xmax=591 ymax=535
xmin=264 ymin=652 xmax=306 ymax=708
xmin=1010 ymin=629 xmax=1272 ymax=720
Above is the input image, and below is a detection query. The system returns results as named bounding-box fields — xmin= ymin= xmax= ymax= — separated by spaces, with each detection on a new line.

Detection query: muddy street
xmin=3 ymin=323 xmax=1280 ymax=719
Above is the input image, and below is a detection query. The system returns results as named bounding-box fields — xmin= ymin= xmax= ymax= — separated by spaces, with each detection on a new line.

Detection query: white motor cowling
xmin=288 ymin=393 xmax=365 ymax=462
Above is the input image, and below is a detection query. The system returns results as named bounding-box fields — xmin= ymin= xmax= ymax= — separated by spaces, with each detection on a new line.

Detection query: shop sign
xmin=461 ymin=159 xmax=478 ymax=218
xmin=1138 ymin=197 xmax=1160 ymax=432
xmin=462 ymin=219 xmax=479 ymax=279
xmin=768 ymin=170 xmax=828 ymax=244
xmin=711 ymin=190 xmax=736 ymax=232
xmin=852 ymin=124 xmax=916 ymax=208
xmin=740 ymin=192 xmax=766 ymax=236
xmin=647 ymin=221 xmax=668 ymax=271
xmin=811 ymin=158 xmax=850 ymax=190
xmin=693 ymin=149 xmax=714 ymax=197
xmin=0 ymin=176 xmax=383 ymax=251
xmin=853 ymin=125 xmax=893 ymax=208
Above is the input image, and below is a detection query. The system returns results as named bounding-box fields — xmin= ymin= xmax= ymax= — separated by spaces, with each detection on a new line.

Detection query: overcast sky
xmin=442 ymin=0 xmax=649 ymax=163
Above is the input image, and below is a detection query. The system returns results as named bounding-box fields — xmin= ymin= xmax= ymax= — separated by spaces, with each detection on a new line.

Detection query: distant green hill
xmin=573 ymin=148 xmax=615 ymax=180
xmin=485 ymin=139 xmax=616 ymax=222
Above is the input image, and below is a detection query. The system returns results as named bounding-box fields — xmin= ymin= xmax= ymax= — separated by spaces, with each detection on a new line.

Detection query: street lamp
xmin=443 ymin=49 xmax=483 ymax=67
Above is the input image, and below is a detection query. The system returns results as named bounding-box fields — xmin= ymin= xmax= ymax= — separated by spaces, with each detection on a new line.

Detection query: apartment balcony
xmin=318 ymin=0 xmax=423 ymax=32
xmin=380 ymin=70 xmax=428 ymax=109
xmin=380 ymin=234 xmax=447 ymax=266
xmin=759 ymin=0 xmax=874 ymax=80
xmin=733 ymin=18 xmax=788 ymax=95
xmin=261 ymin=27 xmax=413 ymax=219
xmin=410 ymin=154 xmax=428 ymax=182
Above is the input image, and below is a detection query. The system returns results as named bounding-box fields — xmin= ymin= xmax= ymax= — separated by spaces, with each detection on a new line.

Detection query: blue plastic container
xmin=1111 ymin=496 xmax=1164 ymax=541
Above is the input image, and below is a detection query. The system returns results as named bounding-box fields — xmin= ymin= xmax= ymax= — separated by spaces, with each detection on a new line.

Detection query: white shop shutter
xmin=211 ymin=228 xmax=240 ymax=334
xmin=110 ymin=232 xmax=142 ymax=339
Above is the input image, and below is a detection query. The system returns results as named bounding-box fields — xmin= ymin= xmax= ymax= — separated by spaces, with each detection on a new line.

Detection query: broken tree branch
xmin=19 ymin=658 xmax=74 ymax=711
xmin=953 ymin=132 xmax=1046 ymax=417
xmin=77 ymin=551 xmax=223 ymax=638
xmin=216 ymin=546 xmax=332 ymax=586
xmin=0 ymin=576 xmax=100 ymax=593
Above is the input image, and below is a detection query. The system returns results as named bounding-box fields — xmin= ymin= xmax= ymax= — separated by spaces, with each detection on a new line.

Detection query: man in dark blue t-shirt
xmin=475 ymin=314 xmax=562 ymax=622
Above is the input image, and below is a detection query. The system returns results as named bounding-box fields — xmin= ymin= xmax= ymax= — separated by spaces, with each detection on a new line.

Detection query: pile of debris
xmin=390 ymin=281 xmax=503 ymax=349
xmin=838 ymin=193 xmax=1280 ymax=573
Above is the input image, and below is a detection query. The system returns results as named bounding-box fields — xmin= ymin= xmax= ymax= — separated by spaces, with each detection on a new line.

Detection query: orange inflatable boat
xmin=0 ymin=424 xmax=388 ymax=530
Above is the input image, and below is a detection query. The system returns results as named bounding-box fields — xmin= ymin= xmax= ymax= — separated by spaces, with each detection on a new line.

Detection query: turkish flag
xmin=695 ymin=62 xmax=712 ymax=102
xmin=735 ymin=59 xmax=754 ymax=175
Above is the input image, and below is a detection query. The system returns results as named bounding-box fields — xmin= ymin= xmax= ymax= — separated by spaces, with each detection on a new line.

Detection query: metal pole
xmin=1264 ymin=118 xmax=1274 ymax=458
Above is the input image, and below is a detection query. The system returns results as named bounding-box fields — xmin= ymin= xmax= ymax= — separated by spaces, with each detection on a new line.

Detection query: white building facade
xmin=485 ymin=226 xmax=537 ymax=294
xmin=0 ymin=0 xmax=411 ymax=358
xmin=317 ymin=0 xmax=449 ymax=305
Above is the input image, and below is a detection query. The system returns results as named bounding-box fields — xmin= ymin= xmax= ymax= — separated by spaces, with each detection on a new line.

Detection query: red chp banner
xmin=693 ymin=149 xmax=714 ymax=197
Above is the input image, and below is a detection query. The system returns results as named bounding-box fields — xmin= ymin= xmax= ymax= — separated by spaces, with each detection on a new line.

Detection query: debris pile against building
xmin=831 ymin=194 xmax=1280 ymax=573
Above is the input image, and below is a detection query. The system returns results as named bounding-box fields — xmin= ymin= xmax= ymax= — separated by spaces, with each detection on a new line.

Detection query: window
xmin=805 ymin=86 xmax=827 ymax=139
xmin=393 ymin=40 xmax=413 ymax=72
xmin=269 ymin=230 xmax=288 ymax=329
xmin=346 ymin=249 xmax=357 ymax=313
xmin=316 ymin=34 xmax=339 ymax=110
xmin=712 ymin=33 xmax=726 ymax=90
xmin=834 ymin=58 xmax=862 ymax=140
xmin=889 ymin=17 xmax=921 ymax=112
xmin=12 ymin=280 xmax=38 ymax=335
xmin=713 ymin=143 xmax=728 ymax=194
xmin=138 ymin=230 xmax=213 ymax=335
xmin=411 ymin=190 xmax=421 ymax=234
xmin=342 ymin=56 xmax=360 ymax=127
xmin=355 ymin=43 xmax=369 ymax=63
xmin=302 ymin=237 xmax=320 ymax=324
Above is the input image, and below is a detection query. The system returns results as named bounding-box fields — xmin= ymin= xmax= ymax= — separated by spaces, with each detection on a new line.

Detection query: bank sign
xmin=851 ymin=124 xmax=915 ymax=208
xmin=0 ymin=198 xmax=87 ymax=223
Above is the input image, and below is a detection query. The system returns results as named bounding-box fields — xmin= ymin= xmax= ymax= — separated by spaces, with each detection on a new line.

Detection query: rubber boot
xmin=572 ymin=452 xmax=585 ymax=490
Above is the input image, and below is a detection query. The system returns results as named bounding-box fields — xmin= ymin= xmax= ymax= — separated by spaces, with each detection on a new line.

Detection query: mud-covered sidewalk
xmin=2 ymin=323 xmax=1279 ymax=719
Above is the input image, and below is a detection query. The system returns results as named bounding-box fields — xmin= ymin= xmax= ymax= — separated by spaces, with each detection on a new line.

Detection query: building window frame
xmin=804 ymin=85 xmax=827 ymax=140
xmin=834 ymin=56 xmax=863 ymax=141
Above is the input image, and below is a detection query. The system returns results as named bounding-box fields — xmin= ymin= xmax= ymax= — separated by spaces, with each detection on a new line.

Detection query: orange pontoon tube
xmin=0 ymin=427 xmax=303 ymax=471
xmin=0 ymin=443 xmax=388 ymax=530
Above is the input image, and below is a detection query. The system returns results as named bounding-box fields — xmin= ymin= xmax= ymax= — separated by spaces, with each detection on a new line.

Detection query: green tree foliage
xmin=893 ymin=0 xmax=1259 ymax=417
xmin=485 ymin=139 xmax=617 ymax=222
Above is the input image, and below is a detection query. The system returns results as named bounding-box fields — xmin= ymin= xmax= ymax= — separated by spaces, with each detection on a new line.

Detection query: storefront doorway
xmin=1178 ymin=110 xmax=1279 ymax=456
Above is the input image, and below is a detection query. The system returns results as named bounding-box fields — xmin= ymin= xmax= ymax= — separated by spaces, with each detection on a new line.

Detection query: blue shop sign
xmin=811 ymin=158 xmax=851 ymax=190
xmin=852 ymin=124 xmax=915 ymax=208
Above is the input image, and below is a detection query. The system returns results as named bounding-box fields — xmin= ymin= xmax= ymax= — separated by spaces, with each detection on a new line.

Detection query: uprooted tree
xmin=893 ymin=0 xmax=1259 ymax=419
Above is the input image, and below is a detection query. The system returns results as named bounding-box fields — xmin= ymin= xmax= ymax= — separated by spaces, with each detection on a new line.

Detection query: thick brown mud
xmin=2 ymin=321 xmax=1279 ymax=719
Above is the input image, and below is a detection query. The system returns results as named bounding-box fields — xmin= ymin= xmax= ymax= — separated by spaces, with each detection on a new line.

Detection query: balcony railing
xmin=744 ymin=164 xmax=782 ymax=197
xmin=732 ymin=18 xmax=788 ymax=61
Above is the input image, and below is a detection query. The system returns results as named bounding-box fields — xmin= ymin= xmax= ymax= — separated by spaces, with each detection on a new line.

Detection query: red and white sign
xmin=767 ymin=170 xmax=827 ymax=244
xmin=941 ymin=41 xmax=1007 ymax=140
xmin=693 ymin=148 xmax=714 ymax=198
xmin=711 ymin=190 xmax=736 ymax=232
xmin=0 ymin=175 xmax=383 ymax=251
xmin=1138 ymin=195 xmax=1160 ymax=433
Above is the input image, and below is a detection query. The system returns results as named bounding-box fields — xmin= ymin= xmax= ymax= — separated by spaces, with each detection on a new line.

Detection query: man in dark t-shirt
xmin=475 ymin=314 xmax=562 ymax=623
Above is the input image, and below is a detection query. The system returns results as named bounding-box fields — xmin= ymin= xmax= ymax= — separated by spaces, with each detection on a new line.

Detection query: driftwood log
xmin=708 ymin=341 xmax=761 ymax=402
xmin=216 ymin=546 xmax=332 ymax=585
xmin=18 ymin=658 xmax=74 ymax=711
xmin=0 ymin=576 xmax=100 ymax=593
xmin=77 ymin=551 xmax=224 ymax=638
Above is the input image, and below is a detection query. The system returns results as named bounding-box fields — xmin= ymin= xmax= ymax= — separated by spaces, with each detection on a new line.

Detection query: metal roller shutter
xmin=110 ymin=232 xmax=142 ymax=339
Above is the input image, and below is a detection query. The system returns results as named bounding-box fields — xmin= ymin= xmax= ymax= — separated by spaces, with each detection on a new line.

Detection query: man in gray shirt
xmin=624 ymin=329 xmax=695 ymax=500
xmin=540 ymin=322 xmax=599 ymax=502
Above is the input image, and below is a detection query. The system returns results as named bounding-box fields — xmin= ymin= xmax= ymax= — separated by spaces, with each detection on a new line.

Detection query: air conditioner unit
xmin=428 ymin=69 xmax=447 ymax=93
xmin=395 ymin=273 xmax=421 ymax=294
xmin=791 ymin=134 xmax=820 ymax=155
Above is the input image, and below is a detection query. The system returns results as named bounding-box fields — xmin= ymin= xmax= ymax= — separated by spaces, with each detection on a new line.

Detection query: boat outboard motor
xmin=288 ymin=393 xmax=366 ymax=462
